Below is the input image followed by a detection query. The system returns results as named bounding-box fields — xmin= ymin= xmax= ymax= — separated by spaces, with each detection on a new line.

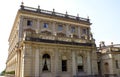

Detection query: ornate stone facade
xmin=97 ymin=42 xmax=120 ymax=77
xmin=6 ymin=4 xmax=98 ymax=77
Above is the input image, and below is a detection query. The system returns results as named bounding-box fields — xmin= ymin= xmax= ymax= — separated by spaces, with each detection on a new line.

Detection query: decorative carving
xmin=41 ymin=30 xmax=52 ymax=35
xmin=24 ymin=28 xmax=36 ymax=33
xmin=57 ymin=32 xmax=66 ymax=37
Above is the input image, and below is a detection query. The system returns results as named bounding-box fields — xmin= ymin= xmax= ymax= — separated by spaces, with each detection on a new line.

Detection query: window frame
xmin=62 ymin=60 xmax=67 ymax=72
xmin=27 ymin=20 xmax=33 ymax=26
xmin=58 ymin=25 xmax=63 ymax=31
xmin=82 ymin=28 xmax=87 ymax=34
xmin=77 ymin=55 xmax=84 ymax=72
xmin=42 ymin=54 xmax=51 ymax=72
xmin=43 ymin=23 xmax=49 ymax=28
xmin=116 ymin=60 xmax=119 ymax=69
xmin=71 ymin=26 xmax=75 ymax=33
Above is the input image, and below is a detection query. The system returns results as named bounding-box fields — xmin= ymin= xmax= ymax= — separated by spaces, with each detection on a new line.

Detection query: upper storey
xmin=8 ymin=3 xmax=95 ymax=52
xmin=20 ymin=4 xmax=91 ymax=25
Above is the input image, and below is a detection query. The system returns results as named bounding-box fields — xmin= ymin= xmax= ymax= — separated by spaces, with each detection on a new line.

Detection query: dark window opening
xmin=71 ymin=26 xmax=75 ymax=33
xmin=43 ymin=59 xmax=48 ymax=71
xmin=78 ymin=65 xmax=83 ymax=72
xmin=116 ymin=60 xmax=119 ymax=69
xmin=43 ymin=23 xmax=48 ymax=28
xmin=42 ymin=54 xmax=50 ymax=71
xmin=27 ymin=20 xmax=32 ymax=26
xmin=58 ymin=25 xmax=63 ymax=31
xmin=82 ymin=29 xmax=87 ymax=34
xmin=62 ymin=60 xmax=67 ymax=71
xmin=98 ymin=62 xmax=102 ymax=75
xmin=43 ymin=54 xmax=50 ymax=59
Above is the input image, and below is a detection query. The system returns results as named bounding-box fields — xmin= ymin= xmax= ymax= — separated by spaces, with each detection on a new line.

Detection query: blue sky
xmin=0 ymin=0 xmax=120 ymax=73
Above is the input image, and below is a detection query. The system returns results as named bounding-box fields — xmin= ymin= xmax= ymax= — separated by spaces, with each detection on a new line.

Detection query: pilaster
xmin=54 ymin=49 xmax=59 ymax=76
xmin=72 ymin=51 xmax=76 ymax=76
xmin=52 ymin=22 xmax=56 ymax=35
xmin=36 ymin=19 xmax=40 ymax=33
xmin=35 ymin=48 xmax=40 ymax=76
xmin=66 ymin=24 xmax=69 ymax=37
xmin=18 ymin=16 xmax=23 ymax=41
xmin=78 ymin=26 xmax=81 ymax=38
xmin=16 ymin=50 xmax=21 ymax=77
xmin=87 ymin=51 xmax=91 ymax=75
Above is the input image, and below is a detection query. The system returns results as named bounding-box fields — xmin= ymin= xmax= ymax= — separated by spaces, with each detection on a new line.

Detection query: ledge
xmin=25 ymin=36 xmax=93 ymax=46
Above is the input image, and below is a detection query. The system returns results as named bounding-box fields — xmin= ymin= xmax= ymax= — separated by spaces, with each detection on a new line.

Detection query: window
xmin=43 ymin=23 xmax=48 ymax=28
xmin=42 ymin=54 xmax=50 ymax=71
xmin=62 ymin=60 xmax=67 ymax=71
xmin=82 ymin=28 xmax=87 ymax=34
xmin=27 ymin=20 xmax=33 ymax=26
xmin=58 ymin=25 xmax=63 ymax=31
xmin=116 ymin=60 xmax=119 ymax=69
xmin=77 ymin=56 xmax=83 ymax=72
xmin=71 ymin=26 xmax=75 ymax=33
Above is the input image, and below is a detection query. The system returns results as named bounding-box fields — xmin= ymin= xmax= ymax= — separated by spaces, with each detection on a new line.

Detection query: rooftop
xmin=20 ymin=3 xmax=90 ymax=23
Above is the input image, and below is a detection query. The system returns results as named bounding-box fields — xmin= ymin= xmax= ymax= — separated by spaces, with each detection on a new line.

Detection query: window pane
xmin=42 ymin=54 xmax=50 ymax=71
xmin=77 ymin=56 xmax=83 ymax=72
xmin=116 ymin=60 xmax=119 ymax=69
xmin=62 ymin=60 xmax=67 ymax=71
xmin=82 ymin=29 xmax=87 ymax=34
xmin=58 ymin=25 xmax=63 ymax=31
xmin=27 ymin=20 xmax=32 ymax=26
xmin=78 ymin=65 xmax=83 ymax=72
xmin=77 ymin=56 xmax=83 ymax=65
xmin=71 ymin=27 xmax=75 ymax=33
xmin=44 ymin=23 xmax=48 ymax=28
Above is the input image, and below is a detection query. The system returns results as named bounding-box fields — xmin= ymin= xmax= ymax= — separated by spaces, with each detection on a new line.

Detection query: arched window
xmin=42 ymin=54 xmax=51 ymax=71
xmin=77 ymin=55 xmax=83 ymax=72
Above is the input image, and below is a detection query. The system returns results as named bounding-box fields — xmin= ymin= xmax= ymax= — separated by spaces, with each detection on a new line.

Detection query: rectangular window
xmin=116 ymin=60 xmax=119 ymax=69
xmin=27 ymin=20 xmax=32 ymax=26
xmin=78 ymin=65 xmax=83 ymax=72
xmin=43 ymin=23 xmax=48 ymax=28
xmin=82 ymin=28 xmax=87 ymax=34
xmin=71 ymin=27 xmax=75 ymax=33
xmin=62 ymin=60 xmax=67 ymax=71
xmin=58 ymin=25 xmax=63 ymax=31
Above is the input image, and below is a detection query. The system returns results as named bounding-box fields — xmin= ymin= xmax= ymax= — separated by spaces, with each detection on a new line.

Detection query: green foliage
xmin=0 ymin=70 xmax=5 ymax=76
xmin=5 ymin=71 xmax=15 ymax=74
xmin=0 ymin=70 xmax=15 ymax=76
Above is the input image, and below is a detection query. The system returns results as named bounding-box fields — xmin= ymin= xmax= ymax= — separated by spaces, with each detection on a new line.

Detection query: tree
xmin=0 ymin=70 xmax=5 ymax=76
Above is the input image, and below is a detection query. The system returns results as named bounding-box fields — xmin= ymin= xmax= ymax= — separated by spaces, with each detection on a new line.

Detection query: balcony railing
xmin=20 ymin=5 xmax=90 ymax=23
xmin=23 ymin=31 xmax=94 ymax=47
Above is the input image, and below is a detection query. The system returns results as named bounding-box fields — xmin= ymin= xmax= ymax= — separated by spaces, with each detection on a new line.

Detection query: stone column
xmin=72 ymin=51 xmax=76 ymax=76
xmin=87 ymin=51 xmax=91 ymax=75
xmin=35 ymin=48 xmax=40 ymax=77
xmin=78 ymin=26 xmax=81 ymax=38
xmin=55 ymin=50 xmax=59 ymax=76
xmin=16 ymin=50 xmax=21 ymax=77
xmin=21 ymin=46 xmax=25 ymax=77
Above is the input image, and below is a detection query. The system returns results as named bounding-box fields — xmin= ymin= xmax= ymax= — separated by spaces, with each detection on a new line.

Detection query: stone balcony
xmin=23 ymin=31 xmax=95 ymax=47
